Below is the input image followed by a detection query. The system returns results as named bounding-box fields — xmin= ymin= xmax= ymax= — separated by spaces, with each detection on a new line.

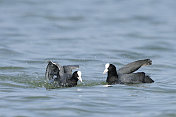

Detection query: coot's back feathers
xmin=118 ymin=72 xmax=153 ymax=84
xmin=63 ymin=65 xmax=79 ymax=75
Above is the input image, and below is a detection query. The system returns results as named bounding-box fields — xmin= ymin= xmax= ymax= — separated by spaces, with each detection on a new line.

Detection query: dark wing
xmin=117 ymin=59 xmax=152 ymax=74
xmin=119 ymin=72 xmax=146 ymax=84
xmin=45 ymin=61 xmax=61 ymax=82
xmin=63 ymin=65 xmax=79 ymax=75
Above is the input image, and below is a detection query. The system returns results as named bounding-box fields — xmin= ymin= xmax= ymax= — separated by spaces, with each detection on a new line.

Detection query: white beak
xmin=103 ymin=68 xmax=108 ymax=74
xmin=77 ymin=71 xmax=82 ymax=82
xmin=103 ymin=63 xmax=110 ymax=74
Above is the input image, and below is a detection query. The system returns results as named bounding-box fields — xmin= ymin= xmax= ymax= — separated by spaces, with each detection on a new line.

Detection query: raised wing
xmin=45 ymin=61 xmax=61 ymax=82
xmin=117 ymin=59 xmax=152 ymax=74
xmin=45 ymin=61 xmax=79 ymax=84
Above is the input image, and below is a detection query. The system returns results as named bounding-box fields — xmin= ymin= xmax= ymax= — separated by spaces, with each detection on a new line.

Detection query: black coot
xmin=45 ymin=61 xmax=82 ymax=87
xmin=103 ymin=59 xmax=154 ymax=85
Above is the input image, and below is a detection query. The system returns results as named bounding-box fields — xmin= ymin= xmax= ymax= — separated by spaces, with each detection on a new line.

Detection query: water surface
xmin=0 ymin=0 xmax=176 ymax=117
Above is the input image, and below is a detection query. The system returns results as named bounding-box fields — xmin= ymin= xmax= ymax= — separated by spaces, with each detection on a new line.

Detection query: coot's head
xmin=103 ymin=63 xmax=116 ymax=74
xmin=72 ymin=71 xmax=82 ymax=82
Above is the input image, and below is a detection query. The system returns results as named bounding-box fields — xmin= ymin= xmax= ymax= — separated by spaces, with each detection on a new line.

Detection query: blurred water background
xmin=0 ymin=0 xmax=176 ymax=117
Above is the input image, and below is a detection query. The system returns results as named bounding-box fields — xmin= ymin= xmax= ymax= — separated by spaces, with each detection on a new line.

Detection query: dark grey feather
xmin=45 ymin=61 xmax=61 ymax=82
xmin=63 ymin=65 xmax=79 ymax=75
xmin=117 ymin=59 xmax=152 ymax=74
xmin=118 ymin=72 xmax=146 ymax=84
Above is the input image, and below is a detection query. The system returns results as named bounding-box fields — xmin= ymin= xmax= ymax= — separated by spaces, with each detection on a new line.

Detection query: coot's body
xmin=104 ymin=59 xmax=154 ymax=85
xmin=45 ymin=61 xmax=82 ymax=87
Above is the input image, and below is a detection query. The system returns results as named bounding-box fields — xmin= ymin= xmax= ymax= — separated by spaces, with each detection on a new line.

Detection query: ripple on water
xmin=1 ymin=0 xmax=176 ymax=116
xmin=0 ymin=48 xmax=22 ymax=56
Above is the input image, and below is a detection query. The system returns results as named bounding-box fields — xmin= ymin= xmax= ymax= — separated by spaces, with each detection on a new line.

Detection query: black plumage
xmin=45 ymin=61 xmax=82 ymax=87
xmin=103 ymin=59 xmax=154 ymax=85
